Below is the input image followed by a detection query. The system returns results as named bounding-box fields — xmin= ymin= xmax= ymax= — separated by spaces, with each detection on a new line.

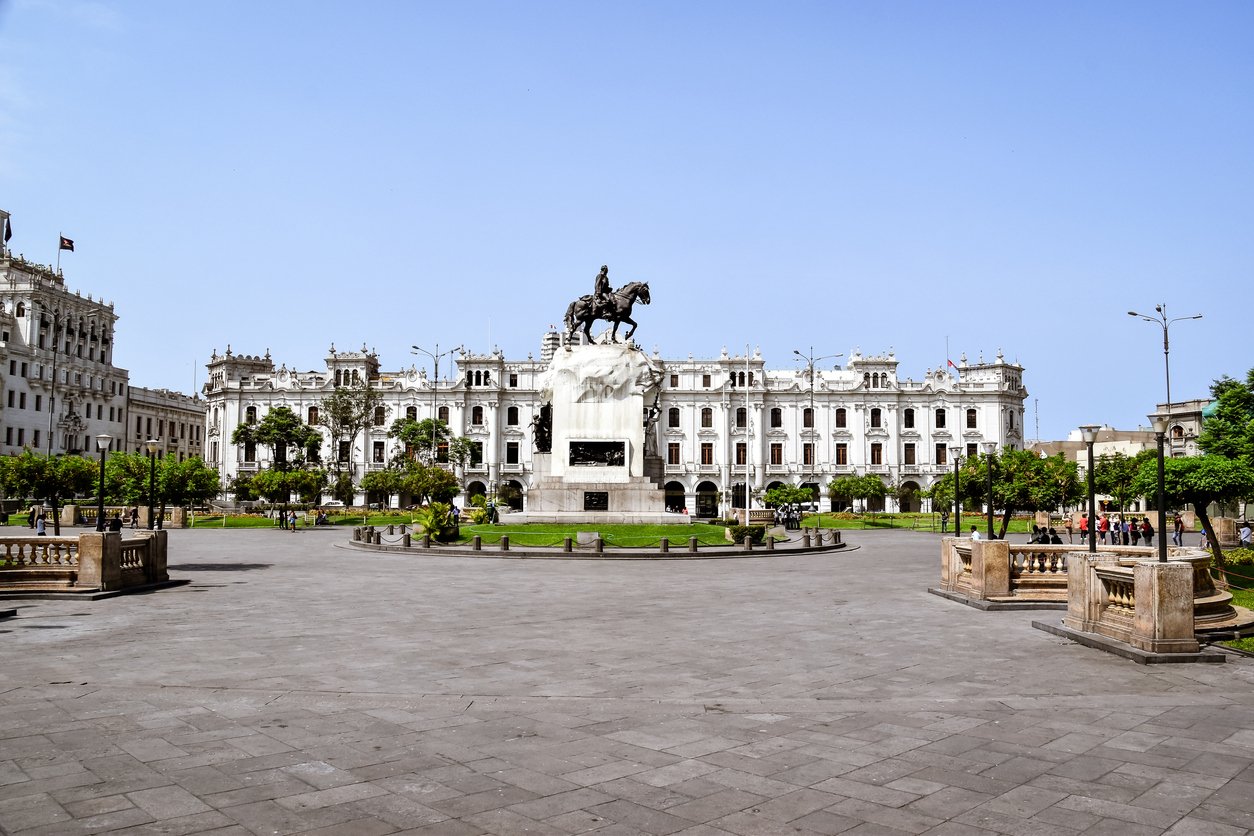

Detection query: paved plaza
xmin=3 ymin=529 xmax=1254 ymax=835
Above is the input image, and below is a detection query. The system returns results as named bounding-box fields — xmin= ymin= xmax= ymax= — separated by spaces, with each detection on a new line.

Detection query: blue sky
xmin=2 ymin=1 xmax=1250 ymax=440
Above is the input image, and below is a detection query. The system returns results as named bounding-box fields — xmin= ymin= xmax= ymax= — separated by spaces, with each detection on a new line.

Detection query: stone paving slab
xmin=2 ymin=528 xmax=1254 ymax=834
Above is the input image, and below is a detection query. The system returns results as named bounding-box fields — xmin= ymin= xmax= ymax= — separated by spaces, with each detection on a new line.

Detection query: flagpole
xmin=56 ymin=232 xmax=62 ymax=273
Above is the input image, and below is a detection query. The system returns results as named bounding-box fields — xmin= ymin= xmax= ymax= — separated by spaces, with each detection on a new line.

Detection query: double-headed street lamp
xmin=982 ymin=441 xmax=997 ymax=540
xmin=1079 ymin=425 xmax=1100 ymax=553
xmin=412 ymin=344 xmax=463 ymax=465
xmin=793 ymin=347 xmax=843 ymax=514
xmin=146 ymin=438 xmax=159 ymax=530
xmin=949 ymin=445 xmax=964 ymax=536
xmin=1127 ymin=304 xmax=1202 ymax=436
xmin=94 ymin=434 xmax=111 ymax=532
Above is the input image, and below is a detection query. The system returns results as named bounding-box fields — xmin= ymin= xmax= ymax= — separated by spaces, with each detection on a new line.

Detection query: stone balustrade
xmin=0 ymin=531 xmax=168 ymax=593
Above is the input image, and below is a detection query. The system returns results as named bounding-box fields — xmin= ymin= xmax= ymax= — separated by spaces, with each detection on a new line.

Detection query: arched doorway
xmin=800 ymin=481 xmax=820 ymax=512
xmin=466 ymin=481 xmax=488 ymax=502
xmin=664 ymin=481 xmax=686 ymax=513
xmin=731 ymin=483 xmax=747 ymax=510
xmin=898 ymin=481 xmax=921 ymax=513
xmin=503 ymin=479 xmax=525 ymax=511
xmin=695 ymin=481 xmax=719 ymax=519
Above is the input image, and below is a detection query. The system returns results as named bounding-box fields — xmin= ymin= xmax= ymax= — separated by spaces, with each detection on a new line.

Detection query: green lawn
xmin=800 ymin=512 xmax=1038 ymax=534
xmin=454 ymin=523 xmax=741 ymax=548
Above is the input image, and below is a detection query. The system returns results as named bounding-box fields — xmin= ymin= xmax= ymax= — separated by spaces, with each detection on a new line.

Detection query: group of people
xmin=1077 ymin=512 xmax=1156 ymax=546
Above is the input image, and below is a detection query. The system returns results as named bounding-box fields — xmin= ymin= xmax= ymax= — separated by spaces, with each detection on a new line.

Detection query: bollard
xmin=766 ymin=536 xmax=774 ymax=551
xmin=743 ymin=535 xmax=753 ymax=551
xmin=422 ymin=533 xmax=431 ymax=549
xmin=594 ymin=537 xmax=604 ymax=554
xmin=689 ymin=536 xmax=698 ymax=553
xmin=473 ymin=535 xmax=482 ymax=551
xmin=403 ymin=533 xmax=411 ymax=547
xmin=353 ymin=527 xmax=361 ymax=542
xmin=814 ymin=530 xmax=823 ymax=546
xmin=564 ymin=536 xmax=572 ymax=553
xmin=659 ymin=538 xmax=669 ymax=554
xmin=802 ymin=532 xmax=811 ymax=548
xmin=387 ymin=524 xmax=395 ymax=535
xmin=500 ymin=535 xmax=510 ymax=551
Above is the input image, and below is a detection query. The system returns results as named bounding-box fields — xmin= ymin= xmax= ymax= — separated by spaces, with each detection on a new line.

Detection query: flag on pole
xmin=3 ymin=216 xmax=11 ymax=243
xmin=947 ymin=358 xmax=957 ymax=369
xmin=59 ymin=236 xmax=75 ymax=251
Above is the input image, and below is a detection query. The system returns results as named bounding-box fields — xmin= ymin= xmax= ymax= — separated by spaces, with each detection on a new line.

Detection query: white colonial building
xmin=203 ymin=335 xmax=1028 ymax=516
xmin=1 ymin=220 xmax=205 ymax=463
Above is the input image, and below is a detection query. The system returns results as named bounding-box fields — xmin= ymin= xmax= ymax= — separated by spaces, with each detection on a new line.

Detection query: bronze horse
xmin=564 ymin=281 xmax=651 ymax=344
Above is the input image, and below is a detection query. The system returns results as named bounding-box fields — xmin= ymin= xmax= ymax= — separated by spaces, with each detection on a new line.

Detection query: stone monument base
xmin=513 ymin=452 xmax=683 ymax=525
xmin=505 ymin=510 xmax=692 ymax=525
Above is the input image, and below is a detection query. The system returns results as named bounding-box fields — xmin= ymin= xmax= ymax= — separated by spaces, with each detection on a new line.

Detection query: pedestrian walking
xmin=130 ymin=507 xmax=139 ymax=529
xmin=1240 ymin=521 xmax=1252 ymax=548
xmin=1064 ymin=516 xmax=1074 ymax=544
xmin=1173 ymin=513 xmax=1184 ymax=546
xmin=1079 ymin=513 xmax=1089 ymax=544
xmin=1130 ymin=518 xmax=1140 ymax=546
xmin=289 ymin=510 xmax=298 ymax=531
xmin=35 ymin=512 xmax=46 ymax=536
xmin=1141 ymin=517 xmax=1154 ymax=548
xmin=1098 ymin=513 xmax=1110 ymax=545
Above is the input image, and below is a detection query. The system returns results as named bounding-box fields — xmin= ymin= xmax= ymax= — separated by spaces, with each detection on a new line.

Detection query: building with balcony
xmin=203 ymin=337 xmax=1028 ymax=516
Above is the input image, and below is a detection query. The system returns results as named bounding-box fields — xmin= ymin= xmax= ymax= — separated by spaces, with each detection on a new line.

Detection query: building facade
xmin=1 ymin=229 xmax=205 ymax=463
xmin=204 ymin=337 xmax=1028 ymax=515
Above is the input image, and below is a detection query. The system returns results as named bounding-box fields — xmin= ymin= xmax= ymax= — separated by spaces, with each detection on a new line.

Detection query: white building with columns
xmin=203 ymin=336 xmax=1028 ymax=516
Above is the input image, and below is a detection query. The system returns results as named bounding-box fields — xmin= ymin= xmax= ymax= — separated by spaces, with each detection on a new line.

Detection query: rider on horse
xmin=593 ymin=265 xmax=612 ymax=317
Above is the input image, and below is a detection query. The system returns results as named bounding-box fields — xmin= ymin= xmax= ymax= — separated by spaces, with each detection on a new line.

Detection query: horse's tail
xmin=564 ymin=301 xmax=576 ymax=332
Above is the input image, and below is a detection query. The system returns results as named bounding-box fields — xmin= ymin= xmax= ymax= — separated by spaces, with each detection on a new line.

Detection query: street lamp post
xmin=793 ymin=347 xmax=843 ymax=516
xmin=412 ymin=344 xmax=463 ymax=466
xmin=982 ymin=441 xmax=997 ymax=540
xmin=948 ymin=445 xmax=963 ymax=537
xmin=1127 ymin=304 xmax=1202 ymax=444
xmin=1152 ymin=416 xmax=1168 ymax=563
xmin=94 ymin=434 xmax=111 ymax=532
xmin=1080 ymin=425 xmax=1100 ymax=554
xmin=146 ymin=438 xmax=159 ymax=530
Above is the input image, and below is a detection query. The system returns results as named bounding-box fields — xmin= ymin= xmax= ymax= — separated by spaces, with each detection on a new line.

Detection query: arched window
xmin=863 ymin=372 xmax=870 ymax=387
xmin=966 ymin=408 xmax=977 ymax=429
xmin=212 ymin=407 xmax=219 ymax=426
xmin=351 ymin=369 xmax=360 ymax=384
xmin=701 ymin=407 xmax=713 ymax=428
xmin=483 ymin=371 xmax=491 ymax=386
xmin=736 ymin=407 xmax=747 ymax=428
xmin=309 ymin=406 xmax=319 ymax=425
xmin=729 ymin=373 xmax=737 ymax=387
xmin=803 ymin=407 xmax=814 ymax=428
xmin=245 ymin=406 xmax=257 ymax=425
xmin=872 ymin=373 xmax=880 ymax=388
xmin=335 ymin=369 xmax=342 ymax=386
xmin=15 ymin=302 xmax=25 ymax=317
xmin=935 ymin=408 xmax=947 ymax=428
xmin=903 ymin=408 xmax=914 ymax=429
xmin=871 ymin=408 xmax=882 ymax=428
xmin=472 ymin=405 xmax=484 ymax=425
xmin=507 ymin=406 xmax=519 ymax=425
xmin=770 ymin=407 xmax=782 ymax=428
xmin=1171 ymin=424 xmax=1183 ymax=439
xmin=835 ymin=408 xmax=847 ymax=428
xmin=473 ymin=371 xmax=481 ymax=386
xmin=668 ymin=407 xmax=680 ymax=428
xmin=406 ymin=406 xmax=417 ymax=421
xmin=738 ymin=372 xmax=746 ymax=387
xmin=373 ymin=406 xmax=386 ymax=426
xmin=438 ymin=406 xmax=449 ymax=423
xmin=748 ymin=372 xmax=755 ymax=386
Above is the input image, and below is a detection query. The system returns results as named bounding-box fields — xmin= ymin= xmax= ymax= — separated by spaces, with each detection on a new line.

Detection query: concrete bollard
xmin=689 ymin=536 xmax=698 ymax=553
xmin=802 ymin=532 xmax=811 ymax=548
xmin=743 ymin=535 xmax=753 ymax=551
xmin=814 ymin=530 xmax=824 ymax=546
xmin=422 ymin=533 xmax=431 ymax=548
xmin=594 ymin=537 xmax=604 ymax=554
xmin=659 ymin=538 xmax=669 ymax=554
xmin=472 ymin=535 xmax=482 ymax=551
xmin=353 ymin=527 xmax=361 ymax=542
xmin=500 ymin=535 xmax=510 ymax=551
xmin=564 ymin=536 xmax=573 ymax=553
xmin=403 ymin=533 xmax=411 ymax=547
xmin=374 ymin=531 xmax=382 ymax=545
xmin=766 ymin=536 xmax=774 ymax=551
xmin=387 ymin=524 xmax=394 ymax=535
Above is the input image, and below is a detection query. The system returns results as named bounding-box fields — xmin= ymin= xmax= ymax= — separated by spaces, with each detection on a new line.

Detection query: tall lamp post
xmin=1080 ymin=425 xmax=1100 ymax=553
xmin=412 ymin=344 xmax=463 ymax=465
xmin=982 ymin=441 xmax=997 ymax=540
xmin=1127 ymin=304 xmax=1202 ymax=443
xmin=94 ymin=434 xmax=111 ymax=532
xmin=146 ymin=438 xmax=159 ymax=530
xmin=793 ymin=347 xmax=843 ymax=515
xmin=949 ymin=445 xmax=964 ymax=536
xmin=1152 ymin=416 xmax=1168 ymax=563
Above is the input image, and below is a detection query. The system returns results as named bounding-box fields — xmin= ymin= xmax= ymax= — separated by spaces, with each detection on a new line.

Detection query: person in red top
xmin=1079 ymin=513 xmax=1089 ymax=544
xmin=1098 ymin=513 xmax=1110 ymax=545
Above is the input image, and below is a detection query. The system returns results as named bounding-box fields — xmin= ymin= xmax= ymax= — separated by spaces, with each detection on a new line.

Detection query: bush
xmin=1224 ymin=548 xmax=1254 ymax=567
xmin=727 ymin=524 xmax=766 ymax=544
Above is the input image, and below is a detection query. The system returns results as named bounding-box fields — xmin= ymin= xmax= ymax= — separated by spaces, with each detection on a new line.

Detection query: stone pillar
xmin=1131 ymin=561 xmax=1199 ymax=654
xmin=1065 ymin=553 xmax=1120 ymax=633
xmin=170 ymin=508 xmax=187 ymax=528
xmin=61 ymin=504 xmax=79 ymax=528
xmin=77 ymin=532 xmax=121 ymax=591
xmin=971 ymin=540 xmax=1010 ymax=599
xmin=132 ymin=529 xmax=169 ymax=584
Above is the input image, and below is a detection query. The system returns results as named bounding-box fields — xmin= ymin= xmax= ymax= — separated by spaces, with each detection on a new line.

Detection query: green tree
xmin=400 ymin=462 xmax=461 ymax=505
xmin=388 ymin=418 xmax=449 ymax=464
xmin=104 ymin=451 xmax=156 ymax=507
xmin=360 ymin=469 xmax=402 ymax=505
xmin=231 ymin=406 xmax=320 ymax=470
xmin=228 ymin=473 xmax=258 ymax=502
xmin=317 ymin=378 xmax=383 ymax=479
xmin=0 ymin=450 xmax=98 ymax=535
xmin=828 ymin=476 xmax=858 ymax=510
xmin=1094 ymin=451 xmax=1155 ymax=512
xmin=158 ymin=457 xmax=222 ymax=509
xmin=763 ymin=483 xmax=815 ymax=508
xmin=1197 ymin=369 xmax=1254 ymax=467
xmin=1133 ymin=455 xmax=1254 ymax=572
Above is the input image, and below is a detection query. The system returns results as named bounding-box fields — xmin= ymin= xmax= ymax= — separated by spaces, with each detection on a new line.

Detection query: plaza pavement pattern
xmin=3 ymin=529 xmax=1254 ymax=836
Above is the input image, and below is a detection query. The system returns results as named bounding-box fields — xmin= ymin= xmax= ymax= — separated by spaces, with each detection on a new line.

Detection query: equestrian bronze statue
xmin=564 ymin=267 xmax=651 ymax=344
